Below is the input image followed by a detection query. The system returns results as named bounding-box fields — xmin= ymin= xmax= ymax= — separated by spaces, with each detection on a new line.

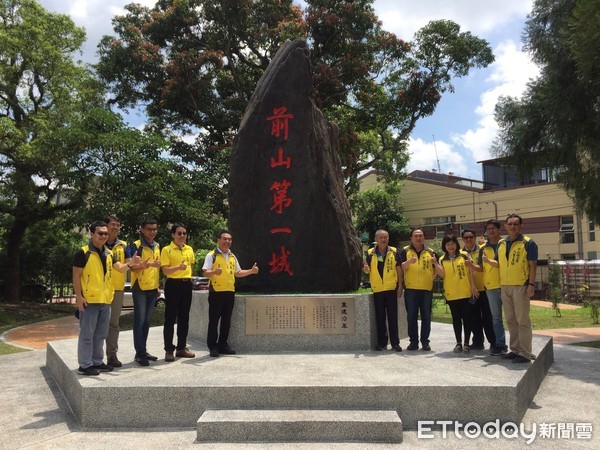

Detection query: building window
xmin=588 ymin=251 xmax=597 ymax=260
xmin=560 ymin=216 xmax=575 ymax=244
xmin=561 ymin=254 xmax=576 ymax=260
xmin=425 ymin=216 xmax=456 ymax=225
xmin=589 ymin=221 xmax=595 ymax=242
xmin=435 ymin=226 xmax=446 ymax=239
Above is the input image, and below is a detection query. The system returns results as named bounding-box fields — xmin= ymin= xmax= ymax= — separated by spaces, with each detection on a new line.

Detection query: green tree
xmin=11 ymin=216 xmax=85 ymax=295
xmin=352 ymin=182 xmax=409 ymax=247
xmin=73 ymin=116 xmax=228 ymax=250
xmin=0 ymin=1 xmax=177 ymax=303
xmin=494 ymin=0 xmax=600 ymax=222
xmin=97 ymin=0 xmax=493 ymax=194
xmin=0 ymin=0 xmax=95 ymax=302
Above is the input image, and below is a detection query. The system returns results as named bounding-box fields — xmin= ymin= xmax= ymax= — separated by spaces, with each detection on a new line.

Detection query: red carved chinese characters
xmin=270 ymin=180 xmax=292 ymax=214
xmin=269 ymin=246 xmax=294 ymax=275
xmin=270 ymin=147 xmax=291 ymax=169
xmin=267 ymin=106 xmax=294 ymax=276
xmin=267 ymin=107 xmax=294 ymax=140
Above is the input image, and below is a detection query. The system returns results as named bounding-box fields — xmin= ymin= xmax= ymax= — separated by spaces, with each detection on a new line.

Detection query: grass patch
xmin=572 ymin=341 xmax=600 ymax=349
xmin=0 ymin=341 xmax=30 ymax=355
xmin=0 ymin=302 xmax=76 ymax=334
xmin=431 ymin=299 xmax=600 ymax=330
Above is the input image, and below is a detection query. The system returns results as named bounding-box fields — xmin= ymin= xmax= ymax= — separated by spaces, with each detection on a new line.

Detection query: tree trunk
xmin=4 ymin=221 xmax=27 ymax=304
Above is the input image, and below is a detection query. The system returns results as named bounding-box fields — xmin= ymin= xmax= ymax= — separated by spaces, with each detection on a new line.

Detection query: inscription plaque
xmin=246 ymin=296 xmax=355 ymax=335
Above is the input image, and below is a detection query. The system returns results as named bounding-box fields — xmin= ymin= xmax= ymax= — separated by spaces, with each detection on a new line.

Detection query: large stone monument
xmin=229 ymin=39 xmax=362 ymax=293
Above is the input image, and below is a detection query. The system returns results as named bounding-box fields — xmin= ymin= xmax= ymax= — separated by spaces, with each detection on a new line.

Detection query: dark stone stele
xmin=229 ymin=39 xmax=362 ymax=293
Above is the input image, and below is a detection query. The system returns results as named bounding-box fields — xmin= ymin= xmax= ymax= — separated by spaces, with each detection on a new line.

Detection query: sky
xmin=39 ymin=0 xmax=540 ymax=181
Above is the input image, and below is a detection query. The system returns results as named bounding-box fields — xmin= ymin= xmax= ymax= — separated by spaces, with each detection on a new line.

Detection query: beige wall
xmin=359 ymin=172 xmax=600 ymax=261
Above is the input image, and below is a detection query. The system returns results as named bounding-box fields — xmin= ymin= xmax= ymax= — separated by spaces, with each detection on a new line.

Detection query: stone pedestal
xmin=188 ymin=292 xmax=408 ymax=352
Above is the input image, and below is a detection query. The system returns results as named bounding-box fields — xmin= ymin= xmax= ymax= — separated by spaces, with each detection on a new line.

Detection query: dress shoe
xmin=375 ymin=346 xmax=384 ymax=351
xmin=145 ymin=352 xmax=158 ymax=361
xmin=209 ymin=348 xmax=220 ymax=357
xmin=501 ymin=351 xmax=518 ymax=359
xmin=421 ymin=344 xmax=431 ymax=351
xmin=392 ymin=345 xmax=403 ymax=352
xmin=92 ymin=363 xmax=114 ymax=372
xmin=165 ymin=351 xmax=175 ymax=362
xmin=512 ymin=355 xmax=531 ymax=364
xmin=406 ymin=343 xmax=419 ymax=351
xmin=176 ymin=347 xmax=195 ymax=358
xmin=135 ymin=356 xmax=149 ymax=367
xmin=78 ymin=366 xmax=100 ymax=376
xmin=107 ymin=355 xmax=122 ymax=368
xmin=219 ymin=347 xmax=236 ymax=355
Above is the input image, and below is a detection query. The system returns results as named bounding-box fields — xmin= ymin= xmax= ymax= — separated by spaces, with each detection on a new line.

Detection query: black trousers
xmin=163 ymin=278 xmax=192 ymax=352
xmin=373 ymin=290 xmax=400 ymax=347
xmin=470 ymin=291 xmax=496 ymax=347
xmin=207 ymin=290 xmax=235 ymax=351
xmin=448 ymin=298 xmax=472 ymax=345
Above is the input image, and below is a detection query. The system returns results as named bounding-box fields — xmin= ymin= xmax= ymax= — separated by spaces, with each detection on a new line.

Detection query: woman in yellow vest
xmin=438 ymin=235 xmax=479 ymax=353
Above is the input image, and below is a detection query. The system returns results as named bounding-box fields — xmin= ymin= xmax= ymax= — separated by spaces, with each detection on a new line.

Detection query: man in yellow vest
xmin=400 ymin=228 xmax=443 ymax=351
xmin=161 ymin=223 xmax=196 ymax=362
xmin=491 ymin=214 xmax=538 ymax=364
xmin=477 ymin=219 xmax=508 ymax=356
xmin=104 ymin=215 xmax=127 ymax=368
xmin=461 ymin=228 xmax=495 ymax=351
xmin=73 ymin=221 xmax=139 ymax=375
xmin=126 ymin=218 xmax=162 ymax=367
xmin=363 ymin=229 xmax=403 ymax=351
xmin=202 ymin=230 xmax=259 ymax=357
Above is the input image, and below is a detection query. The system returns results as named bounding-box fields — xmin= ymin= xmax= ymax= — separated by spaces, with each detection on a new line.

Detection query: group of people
xmin=73 ymin=217 xmax=258 ymax=376
xmin=364 ymin=214 xmax=538 ymax=364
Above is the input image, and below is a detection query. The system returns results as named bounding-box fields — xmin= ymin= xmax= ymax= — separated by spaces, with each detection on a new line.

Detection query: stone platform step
xmin=196 ymin=409 xmax=402 ymax=443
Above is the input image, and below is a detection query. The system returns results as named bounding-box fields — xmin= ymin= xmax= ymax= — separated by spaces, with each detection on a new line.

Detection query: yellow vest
xmin=208 ymin=249 xmax=237 ymax=292
xmin=440 ymin=253 xmax=472 ymax=301
xmin=109 ymin=240 xmax=127 ymax=290
xmin=403 ymin=245 xmax=436 ymax=290
xmin=462 ymin=245 xmax=485 ymax=291
xmin=498 ymin=236 xmax=532 ymax=286
xmin=131 ymin=239 xmax=160 ymax=290
xmin=367 ymin=246 xmax=399 ymax=293
xmin=161 ymin=242 xmax=195 ymax=279
xmin=480 ymin=243 xmax=501 ymax=290
xmin=80 ymin=245 xmax=114 ymax=304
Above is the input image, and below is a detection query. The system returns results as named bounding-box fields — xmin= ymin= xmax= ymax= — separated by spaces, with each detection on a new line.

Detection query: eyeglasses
xmin=96 ymin=232 xmax=109 ymax=236
xmin=176 ymin=232 xmax=187 ymax=236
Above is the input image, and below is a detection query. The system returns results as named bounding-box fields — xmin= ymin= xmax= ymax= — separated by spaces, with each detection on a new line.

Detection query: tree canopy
xmin=0 ymin=0 xmax=215 ymax=302
xmin=494 ymin=0 xmax=600 ymax=222
xmin=97 ymin=0 xmax=494 ymax=194
xmin=352 ymin=182 xmax=409 ymax=248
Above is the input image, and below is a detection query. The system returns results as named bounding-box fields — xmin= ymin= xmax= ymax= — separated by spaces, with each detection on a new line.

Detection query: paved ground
xmin=1 ymin=314 xmax=599 ymax=449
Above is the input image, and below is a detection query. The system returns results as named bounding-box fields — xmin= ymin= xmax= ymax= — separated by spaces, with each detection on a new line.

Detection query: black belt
xmin=168 ymin=278 xmax=191 ymax=282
